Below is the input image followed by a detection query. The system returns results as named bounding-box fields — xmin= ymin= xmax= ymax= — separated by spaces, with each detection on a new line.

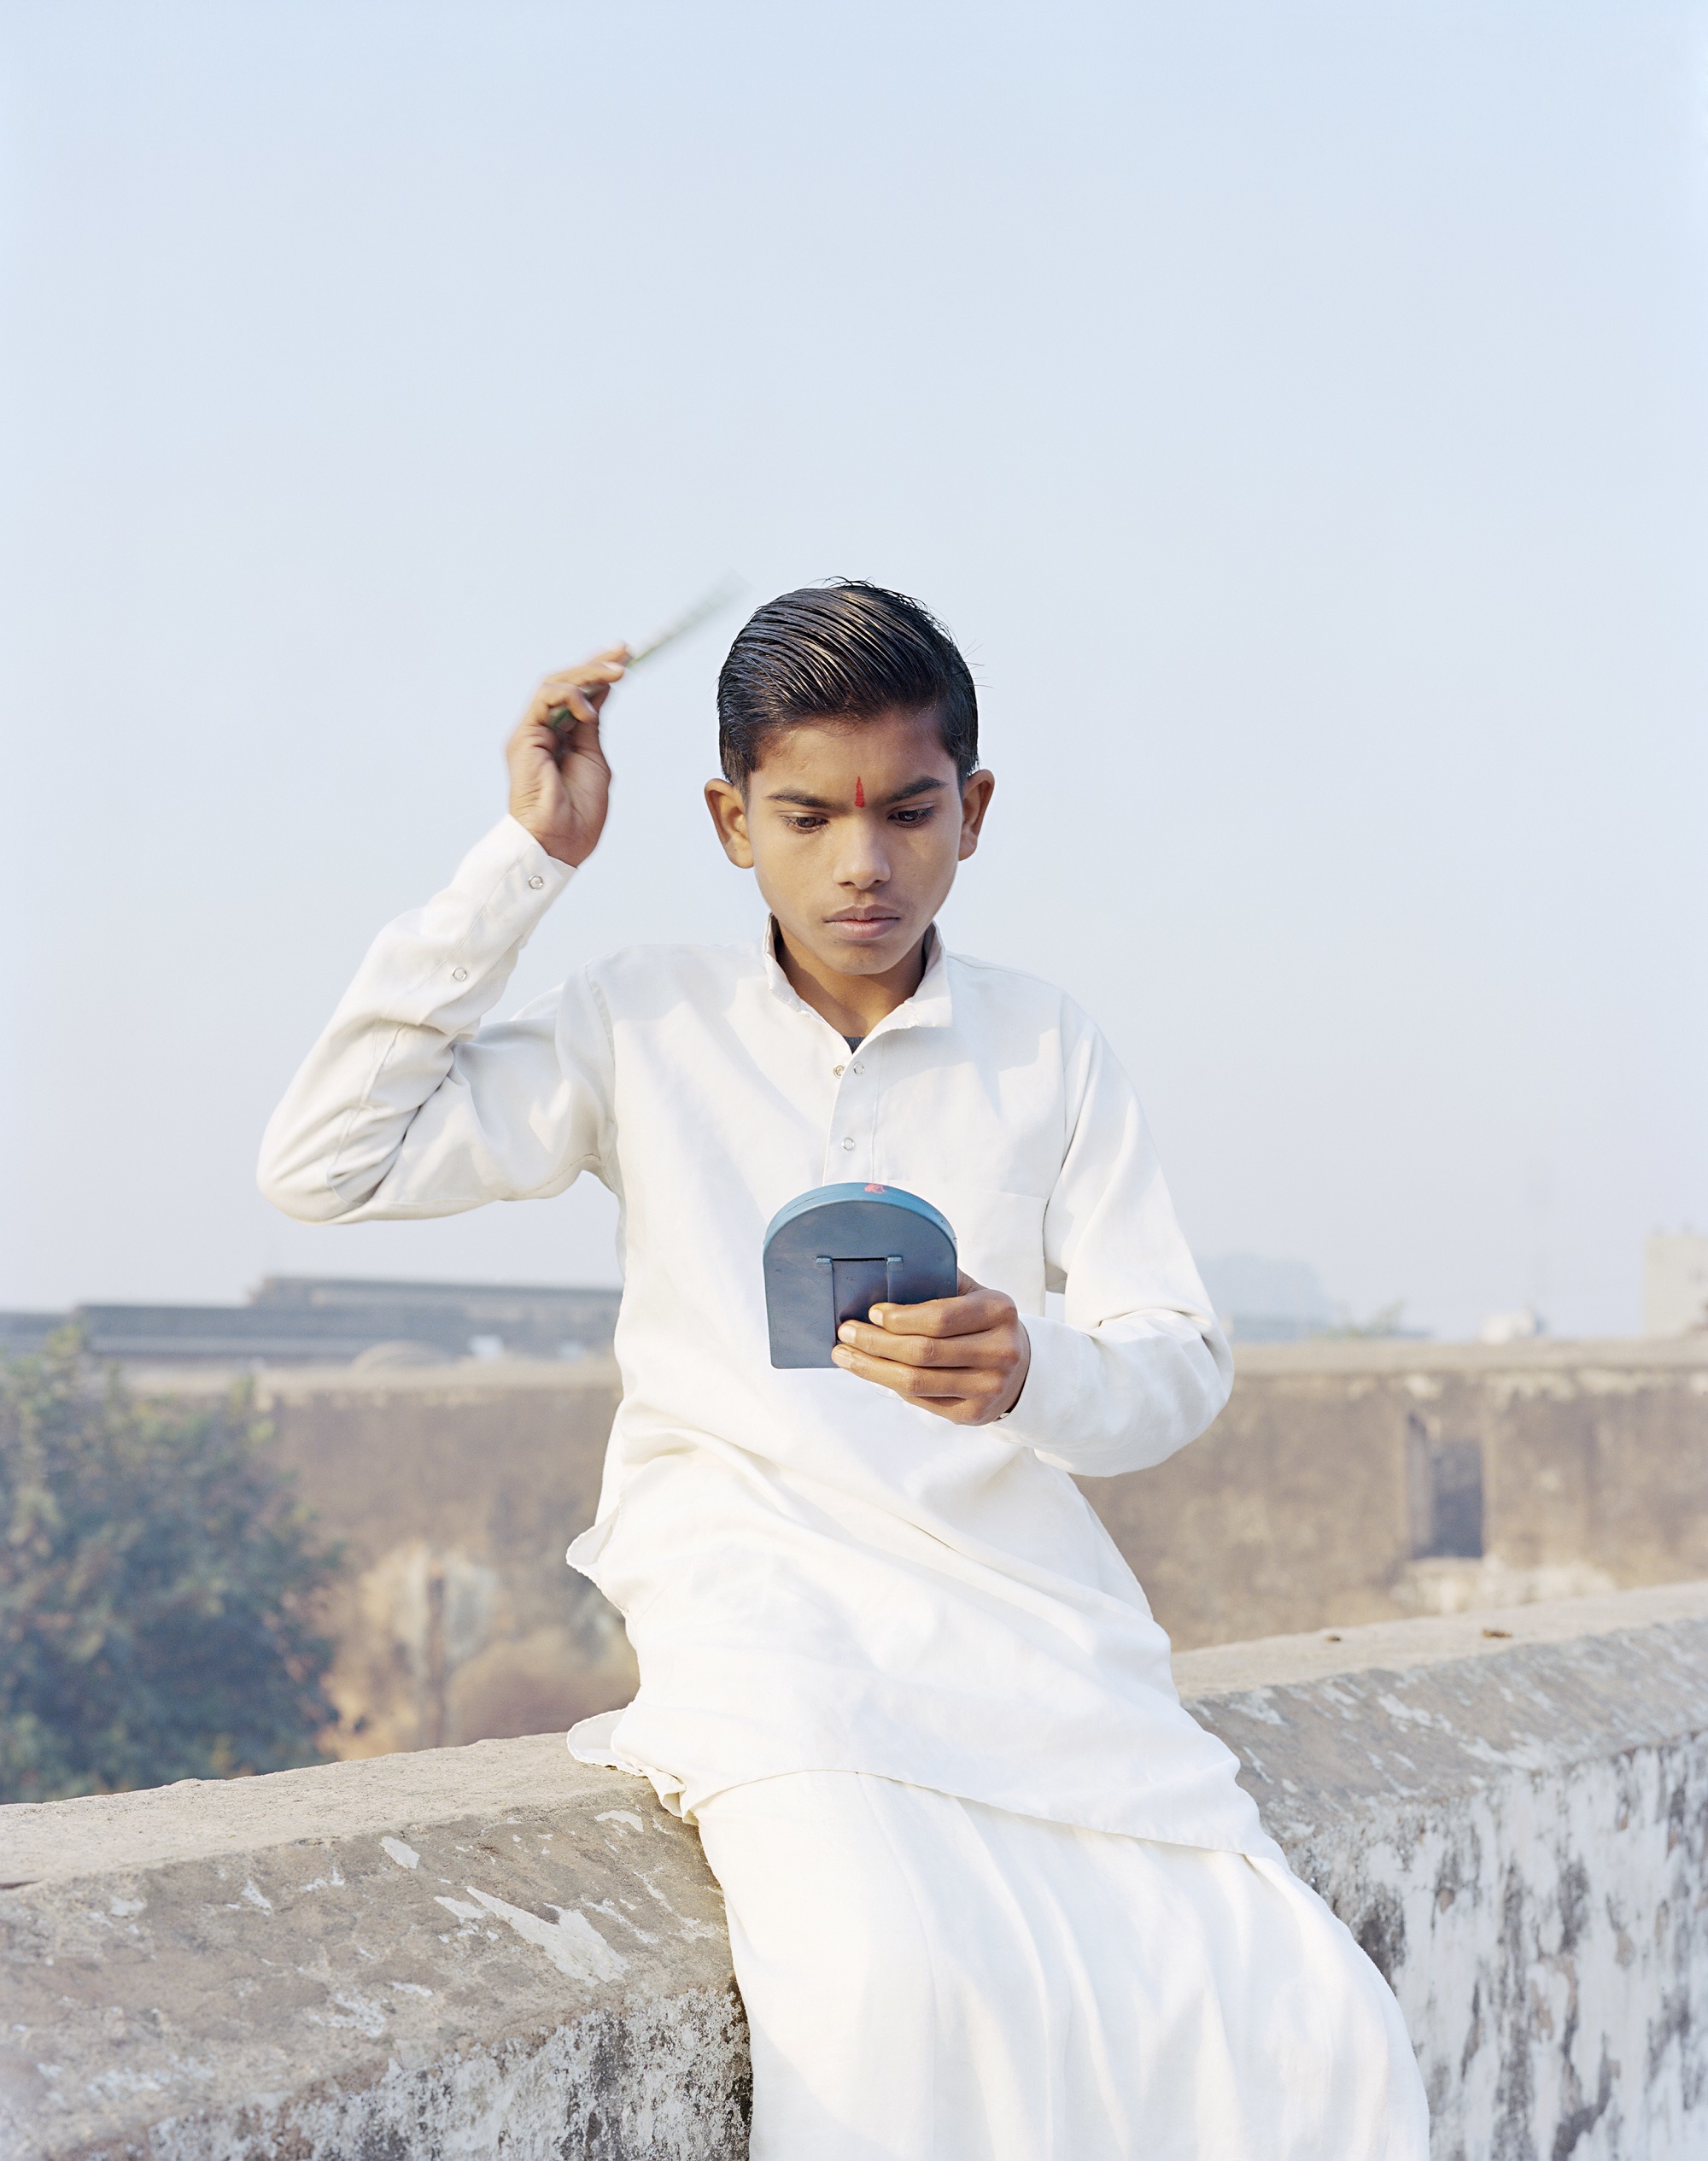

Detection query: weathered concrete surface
xmin=1179 ymin=1579 xmax=1708 ymax=2161
xmin=7 ymin=1583 xmax=1708 ymax=2158
xmin=0 ymin=1738 xmax=746 ymax=2160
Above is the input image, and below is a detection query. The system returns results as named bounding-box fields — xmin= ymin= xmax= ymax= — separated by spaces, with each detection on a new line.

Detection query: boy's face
xmin=704 ymin=709 xmax=994 ymax=980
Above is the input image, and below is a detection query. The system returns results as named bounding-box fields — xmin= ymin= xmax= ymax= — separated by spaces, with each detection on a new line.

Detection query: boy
xmin=260 ymin=583 xmax=1429 ymax=2158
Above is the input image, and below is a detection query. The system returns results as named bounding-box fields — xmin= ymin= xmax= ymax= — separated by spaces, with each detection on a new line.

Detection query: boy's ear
xmin=704 ymin=778 xmax=756 ymax=869
xmin=957 ymin=769 xmax=995 ymax=862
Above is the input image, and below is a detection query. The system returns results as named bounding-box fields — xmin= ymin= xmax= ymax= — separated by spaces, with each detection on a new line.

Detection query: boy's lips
xmin=827 ymin=910 xmax=902 ymax=941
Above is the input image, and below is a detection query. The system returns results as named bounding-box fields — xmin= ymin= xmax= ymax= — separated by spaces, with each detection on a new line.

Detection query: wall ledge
xmin=6 ymin=1582 xmax=1708 ymax=2158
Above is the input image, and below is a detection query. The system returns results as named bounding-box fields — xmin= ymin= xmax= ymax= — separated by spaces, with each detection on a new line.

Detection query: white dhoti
xmin=694 ymin=1771 xmax=1430 ymax=2161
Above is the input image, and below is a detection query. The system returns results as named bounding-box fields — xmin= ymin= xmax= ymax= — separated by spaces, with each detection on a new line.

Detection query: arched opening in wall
xmin=1407 ymin=1415 xmax=1484 ymax=1560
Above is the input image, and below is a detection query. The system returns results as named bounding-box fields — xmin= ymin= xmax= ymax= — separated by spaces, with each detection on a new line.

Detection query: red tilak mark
xmin=853 ymin=777 xmax=865 ymax=807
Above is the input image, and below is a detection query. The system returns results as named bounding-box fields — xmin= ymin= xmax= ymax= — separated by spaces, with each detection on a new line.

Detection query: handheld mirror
xmin=763 ymin=1182 xmax=958 ymax=1368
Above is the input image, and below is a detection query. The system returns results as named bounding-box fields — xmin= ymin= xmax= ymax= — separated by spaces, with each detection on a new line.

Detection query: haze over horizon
xmin=4 ymin=2 xmax=1705 ymax=1340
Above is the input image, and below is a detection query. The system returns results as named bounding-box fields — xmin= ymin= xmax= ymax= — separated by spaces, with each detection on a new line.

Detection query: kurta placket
xmin=756 ymin=917 xmax=951 ymax=1189
xmin=827 ymin=1043 xmax=874 ymax=1181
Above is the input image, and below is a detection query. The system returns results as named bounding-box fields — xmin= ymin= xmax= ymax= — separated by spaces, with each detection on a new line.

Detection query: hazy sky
xmin=3 ymin=1 xmax=1705 ymax=1338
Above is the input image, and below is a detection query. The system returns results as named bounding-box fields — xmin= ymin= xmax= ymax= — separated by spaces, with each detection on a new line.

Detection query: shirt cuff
xmin=997 ymin=1314 xmax=1088 ymax=1456
xmin=447 ymin=816 xmax=576 ymax=930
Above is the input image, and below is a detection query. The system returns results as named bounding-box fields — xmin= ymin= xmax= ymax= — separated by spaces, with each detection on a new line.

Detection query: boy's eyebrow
xmin=764 ymin=776 xmax=950 ymax=810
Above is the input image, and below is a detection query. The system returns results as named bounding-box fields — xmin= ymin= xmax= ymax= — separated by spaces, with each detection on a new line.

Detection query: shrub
xmin=0 ymin=1332 xmax=342 ymax=1802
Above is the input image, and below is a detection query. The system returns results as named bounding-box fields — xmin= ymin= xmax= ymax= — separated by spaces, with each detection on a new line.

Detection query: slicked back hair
xmin=717 ymin=581 xmax=979 ymax=791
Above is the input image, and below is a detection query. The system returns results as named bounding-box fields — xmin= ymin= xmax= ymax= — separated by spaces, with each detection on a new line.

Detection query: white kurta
xmin=259 ymin=814 xmax=1266 ymax=1851
xmin=260 ymin=815 xmax=1430 ymax=2157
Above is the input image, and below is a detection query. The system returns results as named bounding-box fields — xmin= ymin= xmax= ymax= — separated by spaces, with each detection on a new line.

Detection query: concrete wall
xmin=5 ymin=1583 xmax=1708 ymax=2160
xmin=0 ymin=1737 xmax=744 ymax=2161
xmin=135 ymin=1336 xmax=1708 ymax=1755
xmin=149 ymin=1359 xmax=638 ymax=1760
xmin=1097 ymin=1334 xmax=1708 ymax=1649
xmin=1184 ymin=1584 xmax=1708 ymax=2160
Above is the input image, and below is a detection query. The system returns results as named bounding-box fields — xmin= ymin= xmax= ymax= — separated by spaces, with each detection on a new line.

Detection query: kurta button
xmin=528 ymin=875 xmax=545 ymax=890
xmin=851 ymin=1062 xmax=864 ymax=1075
xmin=452 ymin=967 xmax=469 ymax=981
xmin=833 ymin=1064 xmax=845 ymax=1077
xmin=841 ymin=1136 xmax=855 ymax=1151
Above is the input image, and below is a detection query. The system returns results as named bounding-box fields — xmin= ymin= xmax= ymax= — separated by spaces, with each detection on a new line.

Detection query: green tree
xmin=0 ymin=1332 xmax=342 ymax=1802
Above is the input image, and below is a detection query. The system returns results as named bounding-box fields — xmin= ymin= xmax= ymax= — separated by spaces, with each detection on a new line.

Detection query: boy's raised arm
xmin=256 ymin=654 xmax=626 ymax=1225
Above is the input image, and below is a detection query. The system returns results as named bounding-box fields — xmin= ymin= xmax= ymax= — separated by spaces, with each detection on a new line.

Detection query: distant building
xmin=0 ymin=1277 xmax=620 ymax=1368
xmin=1645 ymin=1234 xmax=1708 ymax=1337
xmin=1480 ymin=1307 xmax=1547 ymax=1346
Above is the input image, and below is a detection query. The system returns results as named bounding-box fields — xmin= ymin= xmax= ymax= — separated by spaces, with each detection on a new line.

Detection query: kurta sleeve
xmin=998 ymin=1012 xmax=1233 ymax=1478
xmin=256 ymin=817 xmax=615 ymax=1224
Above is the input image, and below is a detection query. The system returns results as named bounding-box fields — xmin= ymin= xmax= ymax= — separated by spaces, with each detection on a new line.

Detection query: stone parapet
xmin=0 ymin=1739 xmax=745 ymax=2160
xmin=6 ymin=1581 xmax=1707 ymax=2158
xmin=1179 ymin=1580 xmax=1708 ymax=2158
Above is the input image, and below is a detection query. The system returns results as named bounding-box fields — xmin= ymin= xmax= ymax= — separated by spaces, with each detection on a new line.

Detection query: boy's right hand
xmin=506 ymin=647 xmax=629 ymax=867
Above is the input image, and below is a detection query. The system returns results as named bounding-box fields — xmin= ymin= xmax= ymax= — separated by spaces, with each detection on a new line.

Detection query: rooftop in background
xmin=0 ymin=1277 xmax=620 ymax=1369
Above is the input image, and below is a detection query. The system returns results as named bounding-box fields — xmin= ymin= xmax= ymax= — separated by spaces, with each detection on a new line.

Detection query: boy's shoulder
xmin=579 ymin=936 xmax=758 ymax=997
xmin=944 ymin=948 xmax=1102 ymax=1041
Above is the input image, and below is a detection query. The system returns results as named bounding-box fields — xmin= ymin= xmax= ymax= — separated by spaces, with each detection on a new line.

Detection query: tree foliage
xmin=0 ymin=1332 xmax=342 ymax=1802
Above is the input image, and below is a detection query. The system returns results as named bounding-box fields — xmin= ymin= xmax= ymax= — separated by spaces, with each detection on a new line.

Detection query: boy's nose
xmin=835 ymin=820 xmax=891 ymax=888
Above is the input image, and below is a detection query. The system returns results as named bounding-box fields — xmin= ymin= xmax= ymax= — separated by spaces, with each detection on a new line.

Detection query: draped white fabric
xmin=694 ymin=1771 xmax=1430 ymax=2161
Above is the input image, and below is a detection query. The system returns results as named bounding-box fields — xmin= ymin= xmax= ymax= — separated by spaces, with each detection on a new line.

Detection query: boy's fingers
xmin=836 ymin=1318 xmax=1008 ymax=1367
xmin=831 ymin=1342 xmax=974 ymax=1403
xmin=866 ymin=1288 xmax=1010 ymax=1338
xmin=542 ymin=662 xmax=625 ymax=692
xmin=831 ymin=1342 xmax=1015 ymax=1425
xmin=529 ymin=656 xmax=628 ymax=720
xmin=544 ymin=689 xmax=598 ymax=725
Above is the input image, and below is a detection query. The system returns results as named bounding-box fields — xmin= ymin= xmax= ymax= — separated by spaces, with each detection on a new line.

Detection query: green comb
xmin=623 ymin=575 xmax=746 ymax=671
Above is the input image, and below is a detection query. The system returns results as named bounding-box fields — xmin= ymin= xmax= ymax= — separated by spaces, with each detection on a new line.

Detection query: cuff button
xmin=528 ymin=875 xmax=545 ymax=890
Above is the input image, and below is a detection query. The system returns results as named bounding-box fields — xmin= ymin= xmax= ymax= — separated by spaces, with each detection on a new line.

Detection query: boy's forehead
xmin=752 ymin=709 xmax=954 ymax=788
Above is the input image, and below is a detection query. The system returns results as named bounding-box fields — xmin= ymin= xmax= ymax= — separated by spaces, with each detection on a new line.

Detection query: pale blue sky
xmin=3 ymin=1 xmax=1705 ymax=1338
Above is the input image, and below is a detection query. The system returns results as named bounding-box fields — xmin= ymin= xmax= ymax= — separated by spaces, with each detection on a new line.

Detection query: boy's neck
xmin=773 ymin=922 xmax=930 ymax=1042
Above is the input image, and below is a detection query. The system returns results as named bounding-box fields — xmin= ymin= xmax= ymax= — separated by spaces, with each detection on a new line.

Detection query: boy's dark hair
xmin=717 ymin=580 xmax=979 ymax=789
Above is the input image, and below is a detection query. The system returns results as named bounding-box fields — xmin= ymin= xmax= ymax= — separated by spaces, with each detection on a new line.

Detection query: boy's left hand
xmin=831 ymin=1273 xmax=1032 ymax=1426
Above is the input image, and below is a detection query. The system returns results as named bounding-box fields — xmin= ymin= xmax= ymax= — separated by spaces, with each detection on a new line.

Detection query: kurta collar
xmin=760 ymin=918 xmax=954 ymax=1036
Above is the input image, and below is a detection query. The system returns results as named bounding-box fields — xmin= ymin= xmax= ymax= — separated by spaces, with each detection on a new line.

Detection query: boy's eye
xmin=776 ymin=805 xmax=935 ymax=832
